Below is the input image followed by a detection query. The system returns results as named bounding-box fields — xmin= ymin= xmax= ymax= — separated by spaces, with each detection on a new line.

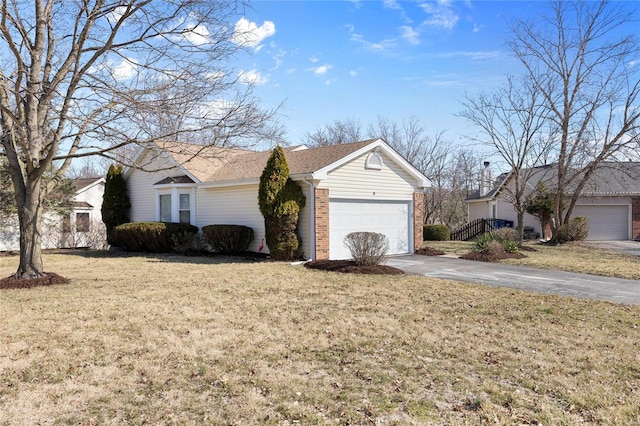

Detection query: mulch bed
xmin=415 ymin=247 xmax=446 ymax=256
xmin=0 ymin=272 xmax=70 ymax=290
xmin=459 ymin=251 xmax=527 ymax=262
xmin=304 ymin=260 xmax=404 ymax=275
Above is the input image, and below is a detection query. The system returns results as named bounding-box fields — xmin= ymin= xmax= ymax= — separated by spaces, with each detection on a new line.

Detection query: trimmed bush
xmin=101 ymin=164 xmax=130 ymax=244
xmin=258 ymin=146 xmax=306 ymax=260
xmin=202 ymin=225 xmax=254 ymax=254
xmin=344 ymin=232 xmax=389 ymax=266
xmin=423 ymin=224 xmax=450 ymax=241
xmin=112 ymin=222 xmax=198 ymax=253
xmin=556 ymin=216 xmax=589 ymax=243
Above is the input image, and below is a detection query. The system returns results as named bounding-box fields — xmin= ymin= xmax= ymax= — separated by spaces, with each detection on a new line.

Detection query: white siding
xmin=127 ymin=152 xmax=186 ymax=222
xmin=0 ymin=181 xmax=106 ymax=251
xmin=196 ymin=183 xmax=313 ymax=257
xmin=197 ymin=185 xmax=266 ymax=253
xmin=318 ymin=151 xmax=415 ymax=199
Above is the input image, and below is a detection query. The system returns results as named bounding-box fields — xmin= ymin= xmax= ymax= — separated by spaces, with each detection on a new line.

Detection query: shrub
xmin=473 ymin=230 xmax=519 ymax=254
xmin=556 ymin=216 xmax=589 ymax=243
xmin=258 ymin=146 xmax=306 ymax=260
xmin=486 ymin=240 xmax=505 ymax=256
xmin=202 ymin=225 xmax=254 ymax=254
xmin=493 ymin=227 xmax=518 ymax=243
xmin=423 ymin=224 xmax=450 ymax=241
xmin=101 ymin=164 xmax=130 ymax=245
xmin=344 ymin=232 xmax=389 ymax=266
xmin=113 ymin=222 xmax=198 ymax=253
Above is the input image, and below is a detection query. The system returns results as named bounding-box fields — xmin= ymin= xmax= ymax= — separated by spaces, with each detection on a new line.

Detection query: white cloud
xmin=400 ymin=26 xmax=420 ymax=45
xmin=349 ymin=70 xmax=358 ymax=77
xmin=473 ymin=23 xmax=483 ymax=33
xmin=383 ymin=0 xmax=402 ymax=10
xmin=183 ymin=22 xmax=211 ymax=46
xmin=110 ymin=57 xmax=138 ymax=80
xmin=238 ymin=69 xmax=268 ymax=85
xmin=437 ymin=50 xmax=501 ymax=60
xmin=309 ymin=56 xmax=320 ymax=63
xmin=311 ymin=64 xmax=333 ymax=76
xmin=420 ymin=2 xmax=460 ymax=30
xmin=106 ymin=6 xmax=128 ymax=25
xmin=232 ymin=17 xmax=276 ymax=49
xmin=350 ymin=33 xmax=396 ymax=52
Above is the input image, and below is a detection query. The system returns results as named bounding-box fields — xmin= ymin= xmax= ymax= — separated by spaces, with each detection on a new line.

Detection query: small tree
xmin=101 ymin=164 xmax=130 ymax=245
xmin=525 ymin=183 xmax=556 ymax=240
xmin=258 ymin=147 xmax=306 ymax=260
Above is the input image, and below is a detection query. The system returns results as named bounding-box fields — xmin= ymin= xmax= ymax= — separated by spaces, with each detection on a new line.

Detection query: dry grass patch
xmin=427 ymin=240 xmax=640 ymax=280
xmin=504 ymin=242 xmax=640 ymax=280
xmin=1 ymin=252 xmax=640 ymax=424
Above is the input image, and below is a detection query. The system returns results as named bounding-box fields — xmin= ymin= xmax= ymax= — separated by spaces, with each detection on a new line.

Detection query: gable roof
xmin=204 ymin=139 xmax=378 ymax=182
xmin=145 ymin=139 xmax=429 ymax=188
xmin=468 ymin=162 xmax=640 ymax=202
xmin=72 ymin=177 xmax=104 ymax=192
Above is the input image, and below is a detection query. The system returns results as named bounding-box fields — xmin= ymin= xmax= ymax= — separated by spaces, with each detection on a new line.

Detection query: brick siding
xmin=633 ymin=197 xmax=640 ymax=241
xmin=314 ymin=188 xmax=330 ymax=260
xmin=413 ymin=192 xmax=424 ymax=252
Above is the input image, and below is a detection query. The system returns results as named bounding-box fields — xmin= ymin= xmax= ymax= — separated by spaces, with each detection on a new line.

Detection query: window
xmin=61 ymin=214 xmax=71 ymax=233
xmin=365 ymin=151 xmax=383 ymax=170
xmin=76 ymin=213 xmax=90 ymax=232
xmin=159 ymin=194 xmax=171 ymax=222
xmin=179 ymin=194 xmax=190 ymax=224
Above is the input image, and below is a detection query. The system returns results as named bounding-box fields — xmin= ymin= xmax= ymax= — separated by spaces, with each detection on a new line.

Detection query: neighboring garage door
xmin=571 ymin=205 xmax=629 ymax=240
xmin=329 ymin=199 xmax=411 ymax=260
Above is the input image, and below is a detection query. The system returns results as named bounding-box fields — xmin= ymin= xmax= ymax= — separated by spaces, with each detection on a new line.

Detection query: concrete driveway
xmin=586 ymin=241 xmax=640 ymax=257
xmin=386 ymin=255 xmax=640 ymax=305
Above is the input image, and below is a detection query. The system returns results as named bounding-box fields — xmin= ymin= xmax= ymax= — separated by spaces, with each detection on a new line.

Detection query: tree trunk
xmin=516 ymin=210 xmax=525 ymax=247
xmin=15 ymin=177 xmax=45 ymax=278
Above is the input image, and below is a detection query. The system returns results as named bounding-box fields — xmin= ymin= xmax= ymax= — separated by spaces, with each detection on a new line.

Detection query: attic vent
xmin=365 ymin=151 xmax=383 ymax=170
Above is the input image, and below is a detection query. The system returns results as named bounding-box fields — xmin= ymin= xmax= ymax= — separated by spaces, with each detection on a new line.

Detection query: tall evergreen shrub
xmin=258 ymin=146 xmax=306 ymax=260
xmin=101 ymin=164 xmax=131 ymax=244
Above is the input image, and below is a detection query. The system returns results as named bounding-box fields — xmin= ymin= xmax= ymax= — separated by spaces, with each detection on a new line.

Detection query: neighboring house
xmin=125 ymin=139 xmax=430 ymax=260
xmin=0 ymin=177 xmax=107 ymax=251
xmin=466 ymin=162 xmax=640 ymax=241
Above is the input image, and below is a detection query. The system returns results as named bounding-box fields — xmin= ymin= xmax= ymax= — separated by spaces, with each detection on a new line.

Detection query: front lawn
xmin=1 ymin=252 xmax=639 ymax=424
xmin=427 ymin=240 xmax=640 ymax=280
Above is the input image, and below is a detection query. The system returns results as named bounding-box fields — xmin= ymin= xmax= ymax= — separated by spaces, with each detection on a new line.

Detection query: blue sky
xmin=232 ymin=0 xmax=547 ymax=148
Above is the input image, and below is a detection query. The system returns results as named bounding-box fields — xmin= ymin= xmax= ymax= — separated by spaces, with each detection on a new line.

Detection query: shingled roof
xmin=468 ymin=162 xmax=640 ymax=201
xmin=156 ymin=139 xmax=380 ymax=183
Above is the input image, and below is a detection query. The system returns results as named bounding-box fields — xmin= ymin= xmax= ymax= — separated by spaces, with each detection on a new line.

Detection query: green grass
xmin=1 ymin=252 xmax=640 ymax=424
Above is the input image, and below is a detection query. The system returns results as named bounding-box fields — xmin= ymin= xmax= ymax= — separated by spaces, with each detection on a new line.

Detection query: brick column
xmin=314 ymin=188 xmax=330 ymax=260
xmin=413 ymin=192 xmax=424 ymax=252
xmin=632 ymin=197 xmax=640 ymax=241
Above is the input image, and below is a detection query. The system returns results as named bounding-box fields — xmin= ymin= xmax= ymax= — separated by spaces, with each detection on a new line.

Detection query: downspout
xmin=302 ymin=176 xmax=315 ymax=261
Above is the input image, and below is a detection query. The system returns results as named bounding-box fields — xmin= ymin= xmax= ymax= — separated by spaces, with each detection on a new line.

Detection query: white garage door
xmin=571 ymin=205 xmax=629 ymax=240
xmin=329 ymin=199 xmax=411 ymax=260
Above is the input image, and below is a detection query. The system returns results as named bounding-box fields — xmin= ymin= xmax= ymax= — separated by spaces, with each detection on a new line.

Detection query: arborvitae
xmin=101 ymin=164 xmax=131 ymax=244
xmin=258 ymin=147 xmax=306 ymax=260
xmin=258 ymin=146 xmax=289 ymax=217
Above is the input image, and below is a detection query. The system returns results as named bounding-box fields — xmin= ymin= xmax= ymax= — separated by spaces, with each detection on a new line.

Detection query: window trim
xmin=365 ymin=151 xmax=383 ymax=170
xmin=155 ymin=185 xmax=196 ymax=224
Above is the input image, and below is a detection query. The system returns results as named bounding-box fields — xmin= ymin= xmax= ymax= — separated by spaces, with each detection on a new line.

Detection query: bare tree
xmin=0 ymin=0 xmax=281 ymax=279
xmin=304 ymin=118 xmax=363 ymax=147
xmin=305 ymin=115 xmax=477 ymax=228
xmin=460 ymin=75 xmax=554 ymax=244
xmin=509 ymin=0 xmax=640 ymax=238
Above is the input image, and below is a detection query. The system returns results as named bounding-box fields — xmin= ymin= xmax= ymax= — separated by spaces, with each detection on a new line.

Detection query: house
xmin=466 ymin=162 xmax=640 ymax=241
xmin=0 ymin=177 xmax=107 ymax=251
xmin=125 ymin=139 xmax=430 ymax=260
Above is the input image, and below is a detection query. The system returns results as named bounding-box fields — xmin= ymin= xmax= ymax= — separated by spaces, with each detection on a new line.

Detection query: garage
xmin=329 ymin=199 xmax=411 ymax=260
xmin=571 ymin=205 xmax=629 ymax=240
